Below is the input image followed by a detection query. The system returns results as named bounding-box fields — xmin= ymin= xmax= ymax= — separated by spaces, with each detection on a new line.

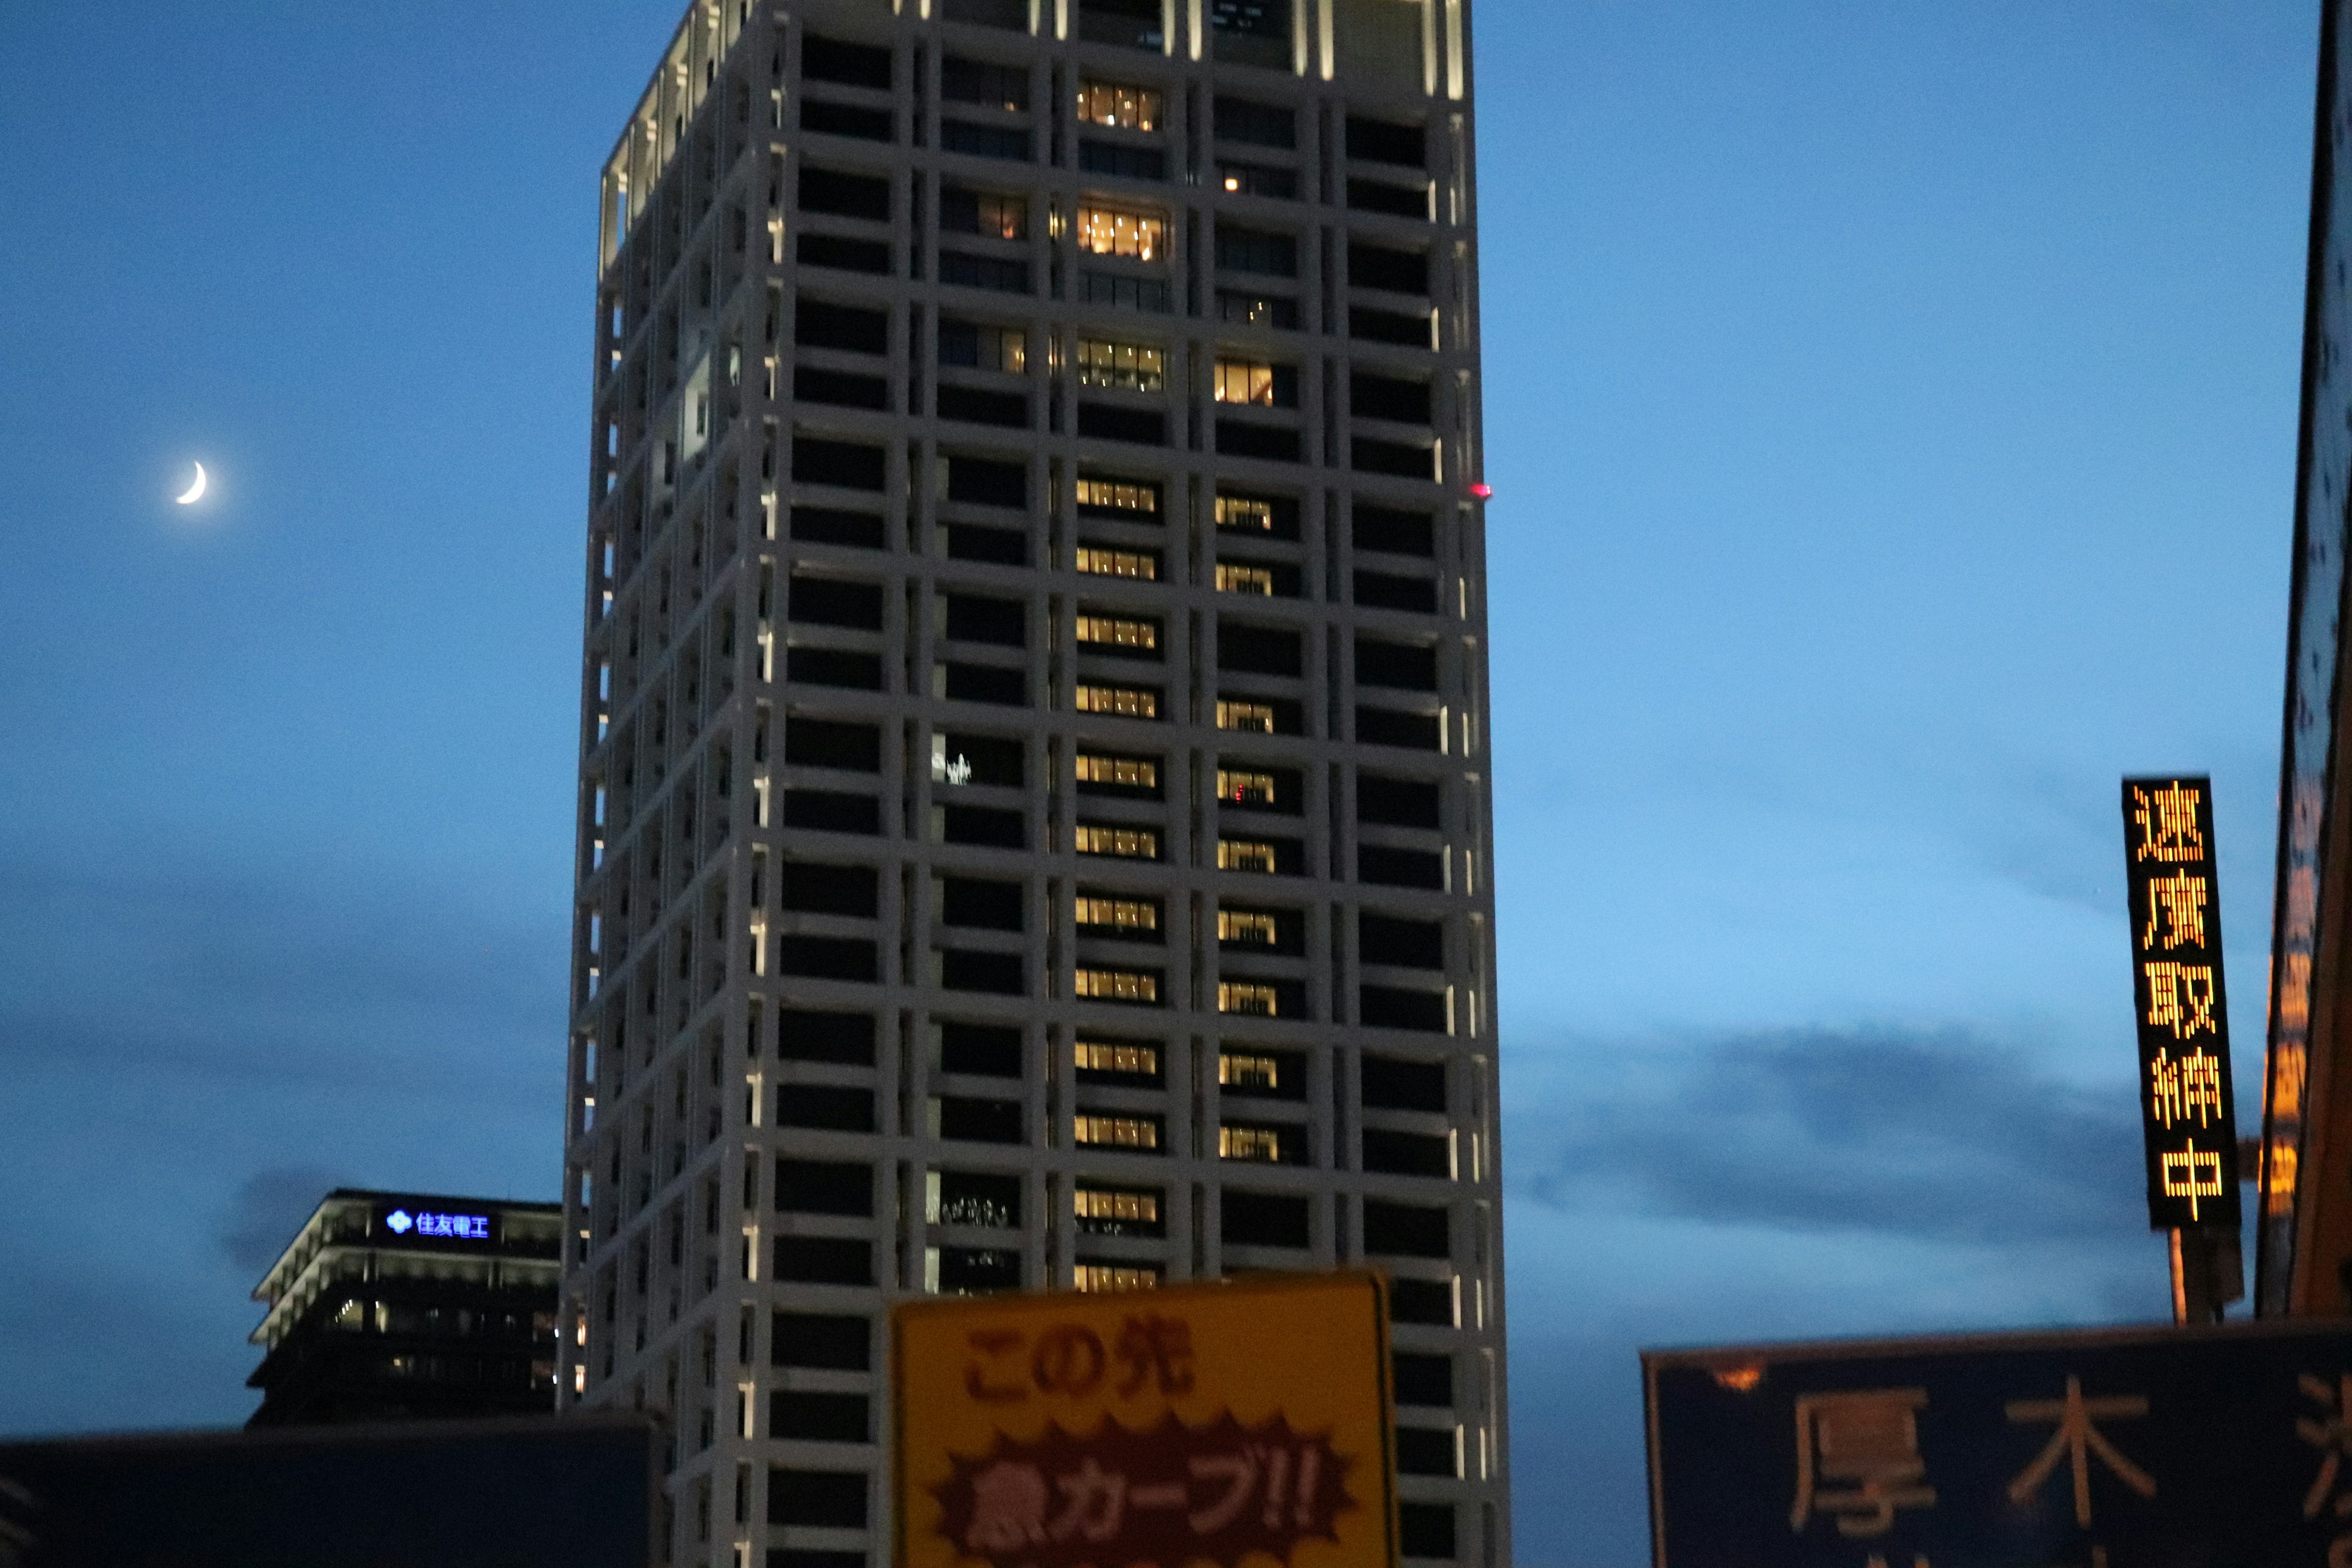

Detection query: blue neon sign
xmin=383 ymin=1208 xmax=491 ymax=1240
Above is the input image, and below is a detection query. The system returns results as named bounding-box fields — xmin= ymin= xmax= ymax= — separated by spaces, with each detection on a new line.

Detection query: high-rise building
xmin=2259 ymin=0 xmax=2352 ymax=1316
xmin=247 ymin=1190 xmax=564 ymax=1427
xmin=558 ymin=2 xmax=1504 ymax=1563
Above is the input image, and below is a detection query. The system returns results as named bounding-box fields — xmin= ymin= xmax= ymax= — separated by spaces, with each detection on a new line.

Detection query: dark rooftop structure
xmin=247 ymin=1188 xmax=563 ymax=1427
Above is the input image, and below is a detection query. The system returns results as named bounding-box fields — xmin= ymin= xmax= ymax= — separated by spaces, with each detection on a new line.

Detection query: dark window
xmin=771 ymin=1391 xmax=869 ymax=1444
xmin=941 ymin=804 xmax=1026 ymax=848
xmin=799 ymin=167 xmax=892 ymax=222
xmin=767 ymin=1466 xmax=869 ymax=1528
xmin=1355 ymin=637 xmax=1438 ymax=690
xmin=794 ymin=365 xmax=889 ymax=410
xmin=793 ymin=506 xmax=886 ymax=548
xmin=1347 ymin=178 xmax=1427 ymax=219
xmin=947 ymin=454 xmax=1028 ymax=507
xmin=940 ymin=948 xmax=1026 ymax=995
xmin=801 ymin=99 xmax=893 ymax=141
xmin=777 ymin=1083 xmax=877 ymax=1132
xmin=796 ymin=301 xmax=890 ymax=355
xmin=1354 ymin=437 xmax=1434 ymax=479
xmin=938 ymin=251 xmax=1033 ymax=294
xmin=797 ymin=233 xmax=892 ymax=273
xmin=1360 ymin=984 xmax=1447 ymax=1033
xmin=938 ymin=384 xmax=1030 ymax=427
xmin=778 ymin=1008 xmax=877 ymax=1065
xmin=774 ymin=1550 xmax=866 ymax=1568
xmin=773 ymin=1237 xmax=872 ymax=1287
xmin=1210 ymin=0 xmax=1291 ymax=62
xmin=941 ymin=119 xmax=1033 ymax=160
xmin=1349 ymin=311 xmax=1429 ymax=351
xmin=1080 ymin=140 xmax=1167 ymax=181
xmin=943 ymin=662 xmax=1028 ymax=706
xmin=791 ymin=575 xmax=885 ymax=630
xmin=792 ymin=437 xmax=887 ymax=492
xmin=1357 ymin=706 xmax=1442 ymax=751
xmin=940 ymin=731 xmax=1025 ymax=786
xmin=938 ymin=1095 xmax=1024 ymax=1142
xmin=777 ymin=935 xmax=880 ymax=982
xmin=783 ymin=861 xmax=880 ymax=916
xmin=936 ymin=1246 xmax=1023 ymax=1292
xmin=802 ymin=35 xmax=893 ymax=89
xmin=783 ymin=715 xmax=882 ymax=770
xmin=1347 ymin=115 xmax=1426 ymax=167
xmin=1387 ymin=1276 xmax=1455 ymax=1326
xmin=1213 ymin=94 xmax=1295 ymax=148
xmin=1360 ymin=911 xmax=1444 ymax=968
xmin=1216 ymin=224 xmax=1298 ymax=277
xmin=1355 ymin=570 xmax=1439 ymax=612
xmin=941 ymin=876 xmax=1023 ymax=930
xmin=1221 ymin=1189 xmax=1310 ymax=1248
xmin=1392 ymin=1351 xmax=1453 ymax=1407
xmin=1216 ymin=420 xmax=1302 ymax=462
xmin=1362 ymin=1128 xmax=1451 ymax=1178
xmin=1399 ymin=1503 xmax=1456 ymax=1561
xmin=1218 ymin=161 xmax=1297 ymax=198
xmin=1351 ymin=372 xmax=1431 ymax=423
xmin=1080 ymin=271 xmax=1175 ymax=312
xmin=783 ymin=789 xmax=882 ymax=834
xmin=1363 ymin=1199 xmax=1449 ymax=1258
xmin=944 ymin=593 xmax=1027 ymax=645
xmin=1348 ymin=242 xmax=1429 ymax=295
xmin=788 ymin=646 xmax=884 ymax=689
xmin=940 ymin=187 xmax=1028 ymax=239
xmin=941 ymin=56 xmax=1030 ymax=110
xmin=1364 ymin=1053 xmax=1449 ymax=1114
xmin=771 ymin=1311 xmax=870 ymax=1370
xmin=1395 ymin=1426 xmax=1458 ymax=1477
xmin=948 ymin=524 xmax=1028 ymax=564
xmin=1218 ymin=620 xmax=1302 ymax=676
xmin=1353 ymin=503 xmax=1434 ymax=557
xmin=1078 ymin=402 xmax=1169 ymax=445
xmin=1077 ymin=0 xmax=1164 ymax=49
xmin=1215 ymin=290 xmax=1298 ymax=329
xmin=1357 ymin=774 xmax=1439 ymax=828
xmin=940 ymin=1020 xmax=1024 ymax=1077
xmin=1359 ymin=843 xmax=1444 ymax=889
xmin=775 ymin=1158 xmax=873 ymax=1216
xmin=935 ymin=1169 xmax=1023 ymax=1227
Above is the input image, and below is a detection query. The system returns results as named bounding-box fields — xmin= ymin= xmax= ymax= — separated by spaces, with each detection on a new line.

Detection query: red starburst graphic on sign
xmin=933 ymin=1411 xmax=1357 ymax=1568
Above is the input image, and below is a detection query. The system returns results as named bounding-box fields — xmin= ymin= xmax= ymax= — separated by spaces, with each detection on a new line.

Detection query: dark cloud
xmin=1515 ymin=1025 xmax=2149 ymax=1245
xmin=219 ymin=1166 xmax=351 ymax=1275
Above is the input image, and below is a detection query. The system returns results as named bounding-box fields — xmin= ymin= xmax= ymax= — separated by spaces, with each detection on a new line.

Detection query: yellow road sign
xmin=892 ymin=1272 xmax=1397 ymax=1568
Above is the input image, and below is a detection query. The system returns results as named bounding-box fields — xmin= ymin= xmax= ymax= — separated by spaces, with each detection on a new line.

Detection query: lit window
xmin=1219 ymin=1051 xmax=1281 ymax=1090
xmin=1077 ymin=753 xmax=1159 ymax=790
xmin=1217 ymin=769 xmax=1276 ymax=805
xmin=1076 ymin=81 xmax=1162 ymax=130
xmin=1077 ymin=339 xmax=1167 ymax=393
xmin=1215 ymin=564 xmax=1275 ymax=595
xmin=1217 ymin=839 xmax=1277 ymax=874
xmin=1077 ymin=546 xmax=1157 ymax=579
xmin=1076 ymin=614 xmax=1158 ymax=651
xmin=1219 ymin=1125 xmax=1284 ymax=1162
xmin=1218 ymin=981 xmax=1281 ymax=1016
xmin=1218 ymin=909 xmax=1279 ymax=945
xmin=1216 ymin=701 xmax=1276 ymax=733
xmin=1075 ymin=895 xmax=1160 ymax=933
xmin=1074 ymin=1112 xmax=1160 ymax=1147
xmin=1076 ymin=824 xmax=1160 ymax=859
xmin=1075 ymin=1038 xmax=1161 ymax=1076
xmin=1076 ymin=684 xmax=1159 ymax=718
xmin=1076 ymin=475 xmax=1161 ymax=513
xmin=1215 ymin=495 xmax=1274 ymax=530
xmin=1077 ymin=206 xmax=1166 ymax=261
xmin=1074 ymin=1187 xmax=1159 ymax=1224
xmin=1213 ymin=360 xmax=1292 ymax=406
xmin=1074 ymin=1262 xmax=1161 ymax=1292
xmin=1074 ymin=967 xmax=1160 ymax=1003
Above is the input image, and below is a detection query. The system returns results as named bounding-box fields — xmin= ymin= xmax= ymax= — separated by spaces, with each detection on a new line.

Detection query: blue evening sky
xmin=0 ymin=4 xmax=2318 ymax=1564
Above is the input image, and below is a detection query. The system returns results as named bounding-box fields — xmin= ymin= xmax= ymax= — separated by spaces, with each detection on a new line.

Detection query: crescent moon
xmin=174 ymin=462 xmax=208 ymax=505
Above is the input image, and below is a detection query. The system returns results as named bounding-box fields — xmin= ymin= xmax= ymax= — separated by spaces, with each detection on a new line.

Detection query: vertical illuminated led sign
xmin=2122 ymin=777 xmax=2241 ymax=1230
